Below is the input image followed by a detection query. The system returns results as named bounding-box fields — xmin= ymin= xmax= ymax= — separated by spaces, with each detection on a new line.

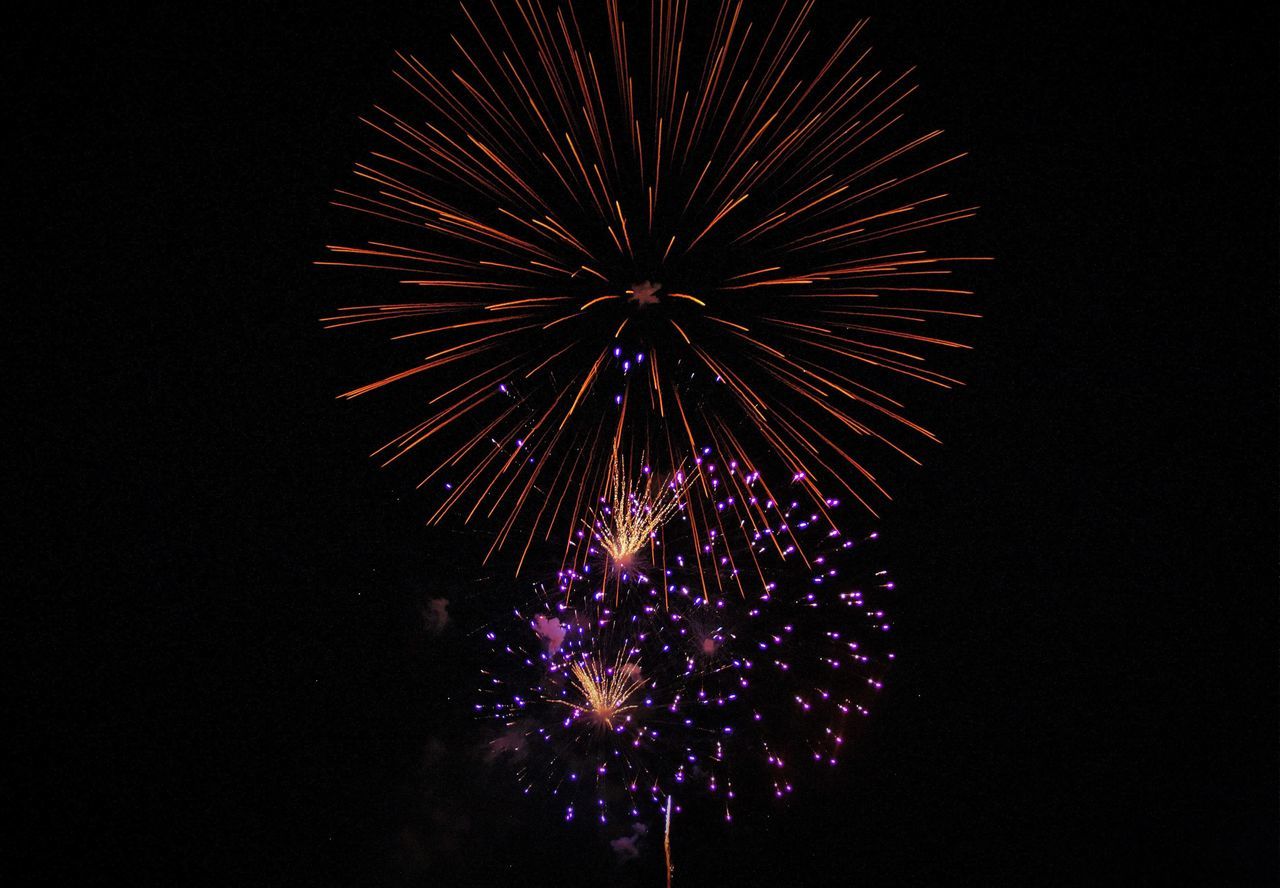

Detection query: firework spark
xmin=324 ymin=0 xmax=984 ymax=570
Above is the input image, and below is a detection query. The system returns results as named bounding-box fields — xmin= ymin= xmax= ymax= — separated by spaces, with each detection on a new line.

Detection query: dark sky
xmin=18 ymin=3 xmax=1277 ymax=885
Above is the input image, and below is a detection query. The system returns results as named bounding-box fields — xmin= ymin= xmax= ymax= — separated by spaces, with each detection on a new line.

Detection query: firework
xmin=323 ymin=0 xmax=983 ymax=567
xmin=591 ymin=452 xmax=690 ymax=575
xmin=557 ymin=646 xmax=648 ymax=729
xmin=563 ymin=444 xmax=858 ymax=607
xmin=479 ymin=490 xmax=895 ymax=827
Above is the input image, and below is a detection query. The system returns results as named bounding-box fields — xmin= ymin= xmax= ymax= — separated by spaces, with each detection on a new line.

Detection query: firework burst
xmin=558 ymin=647 xmax=648 ymax=729
xmin=592 ymin=453 xmax=690 ymax=576
xmin=324 ymin=0 xmax=984 ymax=570
xmin=479 ymin=490 xmax=895 ymax=826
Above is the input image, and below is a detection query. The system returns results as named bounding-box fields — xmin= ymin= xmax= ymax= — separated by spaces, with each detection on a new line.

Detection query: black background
xmin=17 ymin=3 xmax=1277 ymax=885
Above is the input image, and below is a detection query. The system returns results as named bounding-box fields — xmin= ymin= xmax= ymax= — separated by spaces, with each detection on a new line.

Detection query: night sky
xmin=18 ymin=3 xmax=1277 ymax=885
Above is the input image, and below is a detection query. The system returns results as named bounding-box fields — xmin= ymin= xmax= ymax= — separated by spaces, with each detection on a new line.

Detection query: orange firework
xmin=322 ymin=0 xmax=985 ymax=583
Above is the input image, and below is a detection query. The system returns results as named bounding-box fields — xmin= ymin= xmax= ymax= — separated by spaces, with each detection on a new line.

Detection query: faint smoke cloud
xmin=485 ymin=723 xmax=529 ymax=763
xmin=610 ymin=822 xmax=649 ymax=861
xmin=422 ymin=597 xmax=450 ymax=634
xmin=532 ymin=614 xmax=566 ymax=653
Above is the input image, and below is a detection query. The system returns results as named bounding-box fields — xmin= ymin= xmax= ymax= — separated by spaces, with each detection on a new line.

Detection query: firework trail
xmin=322 ymin=0 xmax=984 ymax=571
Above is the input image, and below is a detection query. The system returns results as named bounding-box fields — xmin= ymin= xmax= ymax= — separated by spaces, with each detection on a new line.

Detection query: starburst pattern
xmin=558 ymin=647 xmax=649 ymax=729
xmin=593 ymin=453 xmax=690 ymax=574
xmin=323 ymin=1 xmax=983 ymax=571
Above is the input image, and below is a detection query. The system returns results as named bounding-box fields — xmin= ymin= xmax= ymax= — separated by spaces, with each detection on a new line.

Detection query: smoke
xmin=485 ymin=722 xmax=530 ymax=763
xmin=421 ymin=597 xmax=450 ymax=634
xmin=609 ymin=822 xmax=649 ymax=862
xmin=532 ymin=614 xmax=566 ymax=653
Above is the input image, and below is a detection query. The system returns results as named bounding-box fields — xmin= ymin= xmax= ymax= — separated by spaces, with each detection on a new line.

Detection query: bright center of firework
xmin=626 ymin=280 xmax=663 ymax=308
xmin=562 ymin=651 xmax=647 ymax=730
xmin=600 ymin=502 xmax=659 ymax=564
